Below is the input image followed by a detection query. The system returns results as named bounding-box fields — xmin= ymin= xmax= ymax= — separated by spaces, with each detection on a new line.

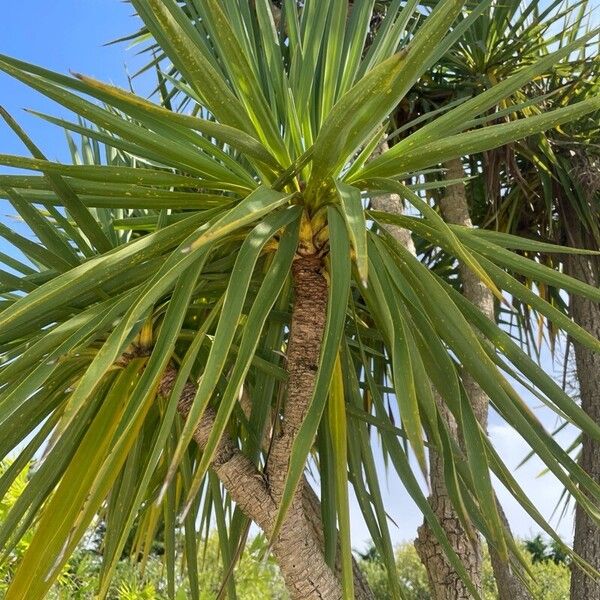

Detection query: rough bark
xmin=266 ymin=255 xmax=330 ymax=499
xmin=154 ymin=253 xmax=376 ymax=599
xmin=415 ymin=158 xmax=531 ymax=600
xmin=564 ymin=214 xmax=600 ymax=600
xmin=240 ymin=386 xmax=375 ymax=599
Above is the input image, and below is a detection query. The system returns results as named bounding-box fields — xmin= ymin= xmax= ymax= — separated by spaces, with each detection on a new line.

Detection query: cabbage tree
xmin=1 ymin=2 xmax=600 ymax=599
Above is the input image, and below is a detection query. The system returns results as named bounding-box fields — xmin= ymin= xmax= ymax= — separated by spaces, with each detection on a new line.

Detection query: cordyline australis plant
xmin=0 ymin=1 xmax=599 ymax=599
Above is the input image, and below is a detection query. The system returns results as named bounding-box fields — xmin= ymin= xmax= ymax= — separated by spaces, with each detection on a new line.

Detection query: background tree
xmin=384 ymin=3 xmax=599 ymax=597
xmin=453 ymin=5 xmax=600 ymax=596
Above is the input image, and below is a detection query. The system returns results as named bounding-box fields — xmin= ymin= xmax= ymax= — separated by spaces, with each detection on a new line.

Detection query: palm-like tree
xmin=422 ymin=5 xmax=599 ymax=598
xmin=0 ymin=2 xmax=599 ymax=599
xmin=469 ymin=16 xmax=600 ymax=598
xmin=385 ymin=3 xmax=599 ymax=597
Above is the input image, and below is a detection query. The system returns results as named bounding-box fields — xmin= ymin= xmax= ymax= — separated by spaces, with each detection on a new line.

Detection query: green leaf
xmin=453 ymin=225 xmax=600 ymax=255
xmin=368 ymin=181 xmax=503 ymax=299
xmin=194 ymin=0 xmax=290 ymax=164
xmin=373 ymin=399 xmax=482 ymax=600
xmin=337 ymin=0 xmax=375 ymax=96
xmin=0 ymin=289 xmax=138 ymax=432
xmin=61 ymin=188 xmax=288 ymax=434
xmin=0 ymin=60 xmax=249 ymax=187
xmin=369 ymin=249 xmax=428 ymax=477
xmin=96 ymin=297 xmax=224 ymax=598
xmin=189 ymin=186 xmax=296 ymax=251
xmin=0 ymin=211 xmax=213 ymax=341
xmin=336 ymin=182 xmax=368 ymax=285
xmin=380 ymin=230 xmax=600 ymax=515
xmin=0 ymin=221 xmax=73 ymax=273
xmin=343 ymin=336 xmax=404 ymax=600
xmin=319 ymin=0 xmax=348 ymax=121
xmin=441 ymin=277 xmax=600 ymax=439
xmin=460 ymin=233 xmax=600 ymax=304
xmin=458 ymin=389 xmax=508 ymax=560
xmin=328 ymin=353 xmax=354 ymax=599
xmin=0 ymin=153 xmax=200 ymax=187
xmin=360 ymin=95 xmax=600 ymax=179
xmin=3 ymin=187 xmax=79 ymax=267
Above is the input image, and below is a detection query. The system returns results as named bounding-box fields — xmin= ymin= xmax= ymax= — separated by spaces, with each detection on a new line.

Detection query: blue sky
xmin=0 ymin=1 xmax=594 ymax=550
xmin=0 ymin=2 xmax=149 ymax=161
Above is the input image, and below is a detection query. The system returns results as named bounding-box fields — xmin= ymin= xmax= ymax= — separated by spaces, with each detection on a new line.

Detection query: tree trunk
xmin=415 ymin=397 xmax=484 ymax=600
xmin=240 ymin=383 xmax=374 ymax=599
xmin=415 ymin=158 xmax=531 ymax=600
xmin=157 ymin=253 xmax=374 ymax=599
xmin=488 ymin=505 xmax=532 ymax=600
xmin=564 ymin=214 xmax=600 ymax=600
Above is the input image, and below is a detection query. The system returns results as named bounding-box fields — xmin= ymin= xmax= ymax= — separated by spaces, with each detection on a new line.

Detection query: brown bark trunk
xmin=264 ymin=255 xmax=343 ymax=598
xmin=240 ymin=383 xmax=374 ymax=598
xmin=171 ymin=380 xmax=341 ymax=599
xmin=157 ymin=253 xmax=375 ymax=599
xmin=415 ymin=158 xmax=531 ymax=600
xmin=266 ymin=256 xmax=329 ymax=498
xmin=564 ymin=215 xmax=600 ymax=600
xmin=415 ymin=397 xmax=483 ymax=600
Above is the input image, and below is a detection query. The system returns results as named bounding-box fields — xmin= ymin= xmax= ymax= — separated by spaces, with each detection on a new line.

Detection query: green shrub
xmin=359 ymin=541 xmax=570 ymax=600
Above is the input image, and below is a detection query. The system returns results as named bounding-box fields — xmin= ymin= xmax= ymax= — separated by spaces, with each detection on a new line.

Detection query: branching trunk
xmin=171 ymin=384 xmax=340 ymax=598
xmin=415 ymin=158 xmax=531 ymax=600
xmin=240 ymin=379 xmax=374 ymax=598
xmin=157 ymin=253 xmax=374 ymax=599
xmin=564 ymin=213 xmax=600 ymax=600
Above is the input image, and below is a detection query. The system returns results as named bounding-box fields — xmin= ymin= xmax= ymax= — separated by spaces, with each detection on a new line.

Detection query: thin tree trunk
xmin=156 ymin=253 xmax=374 ymax=599
xmin=564 ymin=213 xmax=600 ymax=600
xmin=414 ymin=158 xmax=531 ymax=600
xmin=372 ymin=155 xmax=483 ymax=597
xmin=415 ymin=397 xmax=484 ymax=600
xmin=488 ymin=505 xmax=532 ymax=600
xmin=371 ymin=185 xmax=417 ymax=255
